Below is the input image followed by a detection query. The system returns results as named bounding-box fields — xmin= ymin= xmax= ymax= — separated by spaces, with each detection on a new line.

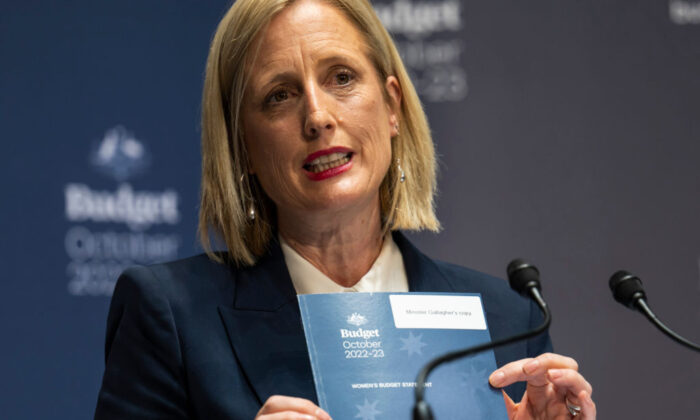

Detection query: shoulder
xmin=106 ymin=253 xmax=240 ymax=351
xmin=433 ymin=259 xmax=509 ymax=292
xmin=104 ymin=253 xmax=244 ymax=365
xmin=121 ymin=253 xmax=234 ymax=287
xmin=97 ymin=254 xmax=235 ymax=418
xmin=432 ymin=259 xmax=529 ymax=313
xmin=113 ymin=253 xmax=236 ymax=304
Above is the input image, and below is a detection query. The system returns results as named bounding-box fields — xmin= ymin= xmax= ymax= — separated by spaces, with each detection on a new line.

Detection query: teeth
xmin=306 ymin=154 xmax=351 ymax=173
xmin=308 ymin=152 xmax=347 ymax=166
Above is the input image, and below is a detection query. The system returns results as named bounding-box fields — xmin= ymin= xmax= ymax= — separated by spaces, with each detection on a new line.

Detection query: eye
xmin=266 ymin=89 xmax=289 ymax=105
xmin=334 ymin=69 xmax=354 ymax=86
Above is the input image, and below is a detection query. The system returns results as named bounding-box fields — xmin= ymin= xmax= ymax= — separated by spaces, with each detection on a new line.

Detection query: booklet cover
xmin=298 ymin=292 xmax=507 ymax=420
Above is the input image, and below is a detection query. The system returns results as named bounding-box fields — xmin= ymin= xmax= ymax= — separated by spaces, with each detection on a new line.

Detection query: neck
xmin=277 ymin=197 xmax=384 ymax=288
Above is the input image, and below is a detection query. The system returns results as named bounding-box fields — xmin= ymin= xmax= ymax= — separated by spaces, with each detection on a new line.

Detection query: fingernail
xmin=315 ymin=408 xmax=332 ymax=420
xmin=523 ymin=360 xmax=540 ymax=374
xmin=548 ymin=369 xmax=562 ymax=380
xmin=489 ymin=371 xmax=505 ymax=386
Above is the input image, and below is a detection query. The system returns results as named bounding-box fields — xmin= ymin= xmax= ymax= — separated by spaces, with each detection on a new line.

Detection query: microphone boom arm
xmin=635 ymin=299 xmax=700 ymax=351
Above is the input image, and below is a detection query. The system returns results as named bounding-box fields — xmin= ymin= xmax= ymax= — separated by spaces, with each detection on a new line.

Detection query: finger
xmin=257 ymin=395 xmax=331 ymax=420
xmin=576 ymin=389 xmax=597 ymax=420
xmin=546 ymin=368 xmax=593 ymax=397
xmin=500 ymin=390 xmax=518 ymax=420
xmin=527 ymin=353 xmax=579 ymax=373
xmin=489 ymin=357 xmax=534 ymax=388
xmin=257 ymin=410 xmax=332 ymax=420
xmin=489 ymin=353 xmax=578 ymax=388
xmin=256 ymin=411 xmax=319 ymax=420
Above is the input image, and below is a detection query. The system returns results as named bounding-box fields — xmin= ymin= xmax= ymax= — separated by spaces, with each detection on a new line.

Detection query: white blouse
xmin=280 ymin=233 xmax=409 ymax=294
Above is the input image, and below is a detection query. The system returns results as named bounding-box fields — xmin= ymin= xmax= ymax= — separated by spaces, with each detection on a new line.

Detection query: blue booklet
xmin=298 ymin=292 xmax=508 ymax=419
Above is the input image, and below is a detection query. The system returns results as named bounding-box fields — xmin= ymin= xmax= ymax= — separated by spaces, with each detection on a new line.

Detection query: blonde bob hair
xmin=199 ymin=0 xmax=440 ymax=266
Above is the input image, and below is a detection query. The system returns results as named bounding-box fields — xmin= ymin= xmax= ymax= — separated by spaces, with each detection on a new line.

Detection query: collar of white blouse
xmin=279 ymin=232 xmax=409 ymax=295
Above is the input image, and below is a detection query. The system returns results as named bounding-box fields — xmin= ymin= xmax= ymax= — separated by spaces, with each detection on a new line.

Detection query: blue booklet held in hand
xmin=298 ymin=292 xmax=508 ymax=419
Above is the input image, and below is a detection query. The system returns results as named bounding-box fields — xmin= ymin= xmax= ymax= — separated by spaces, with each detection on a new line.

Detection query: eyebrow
xmin=316 ymin=54 xmax=358 ymax=68
xmin=259 ymin=71 xmax=298 ymax=92
xmin=255 ymin=52 xmax=364 ymax=95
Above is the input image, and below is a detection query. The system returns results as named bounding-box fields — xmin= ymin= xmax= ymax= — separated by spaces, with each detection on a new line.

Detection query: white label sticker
xmin=389 ymin=295 xmax=486 ymax=330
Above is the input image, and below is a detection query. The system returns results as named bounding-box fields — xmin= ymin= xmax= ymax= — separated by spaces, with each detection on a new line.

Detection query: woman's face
xmin=241 ymin=0 xmax=400 ymax=222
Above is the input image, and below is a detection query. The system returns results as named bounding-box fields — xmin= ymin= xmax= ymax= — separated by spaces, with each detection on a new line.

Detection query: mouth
xmin=303 ymin=151 xmax=352 ymax=173
xmin=302 ymin=147 xmax=354 ymax=181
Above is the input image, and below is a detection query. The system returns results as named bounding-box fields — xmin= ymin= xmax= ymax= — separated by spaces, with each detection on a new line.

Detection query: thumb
xmin=502 ymin=390 xmax=518 ymax=420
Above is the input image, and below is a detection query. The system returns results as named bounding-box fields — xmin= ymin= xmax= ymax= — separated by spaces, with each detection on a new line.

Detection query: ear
xmin=384 ymin=76 xmax=402 ymax=137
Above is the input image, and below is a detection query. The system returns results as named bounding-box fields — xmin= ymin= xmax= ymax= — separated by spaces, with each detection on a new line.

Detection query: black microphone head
xmin=507 ymin=259 xmax=541 ymax=296
xmin=609 ymin=270 xmax=646 ymax=308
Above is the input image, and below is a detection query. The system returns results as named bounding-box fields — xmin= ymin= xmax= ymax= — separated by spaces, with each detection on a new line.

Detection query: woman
xmin=95 ymin=0 xmax=596 ymax=419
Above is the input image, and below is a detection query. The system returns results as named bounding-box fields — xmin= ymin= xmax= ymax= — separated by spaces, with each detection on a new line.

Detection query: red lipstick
xmin=303 ymin=147 xmax=353 ymax=181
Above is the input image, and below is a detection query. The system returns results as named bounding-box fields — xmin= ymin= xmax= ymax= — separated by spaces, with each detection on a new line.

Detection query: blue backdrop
xmin=1 ymin=1 xmax=698 ymax=419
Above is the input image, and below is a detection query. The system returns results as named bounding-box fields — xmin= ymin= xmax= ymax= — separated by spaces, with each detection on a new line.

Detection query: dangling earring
xmin=240 ymin=174 xmax=256 ymax=221
xmin=247 ymin=203 xmax=256 ymax=221
xmin=397 ymin=158 xmax=405 ymax=183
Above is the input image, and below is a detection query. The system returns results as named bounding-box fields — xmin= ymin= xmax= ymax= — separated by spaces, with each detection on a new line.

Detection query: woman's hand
xmin=256 ymin=395 xmax=332 ymax=420
xmin=489 ymin=353 xmax=596 ymax=420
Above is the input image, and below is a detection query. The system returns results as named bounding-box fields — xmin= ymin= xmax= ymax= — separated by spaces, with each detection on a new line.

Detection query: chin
xmin=306 ymin=188 xmax=379 ymax=213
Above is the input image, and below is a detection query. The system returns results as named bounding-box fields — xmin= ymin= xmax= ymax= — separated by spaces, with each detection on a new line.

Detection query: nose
xmin=303 ymin=84 xmax=336 ymax=139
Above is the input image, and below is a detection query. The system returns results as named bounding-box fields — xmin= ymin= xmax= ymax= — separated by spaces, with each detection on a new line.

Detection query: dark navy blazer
xmin=94 ymin=232 xmax=552 ymax=419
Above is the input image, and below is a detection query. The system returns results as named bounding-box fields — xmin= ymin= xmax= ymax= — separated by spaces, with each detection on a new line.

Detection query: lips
xmin=303 ymin=147 xmax=353 ymax=181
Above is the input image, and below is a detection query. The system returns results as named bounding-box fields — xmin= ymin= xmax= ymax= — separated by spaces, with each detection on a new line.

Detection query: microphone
xmin=609 ymin=270 xmax=700 ymax=352
xmin=412 ymin=259 xmax=552 ymax=420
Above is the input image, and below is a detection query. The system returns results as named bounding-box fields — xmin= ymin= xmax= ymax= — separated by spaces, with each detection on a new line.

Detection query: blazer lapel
xmin=218 ymin=232 xmax=458 ymax=406
xmin=218 ymin=241 xmax=317 ymax=405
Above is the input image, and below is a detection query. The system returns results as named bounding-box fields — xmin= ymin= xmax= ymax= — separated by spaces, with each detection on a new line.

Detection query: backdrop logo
xmin=63 ymin=126 xmax=181 ymax=297
xmin=374 ymin=0 xmax=461 ymax=39
xmin=670 ymin=0 xmax=700 ymax=24
xmin=90 ymin=125 xmax=150 ymax=181
xmin=375 ymin=0 xmax=467 ymax=102
xmin=65 ymin=184 xmax=179 ymax=231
